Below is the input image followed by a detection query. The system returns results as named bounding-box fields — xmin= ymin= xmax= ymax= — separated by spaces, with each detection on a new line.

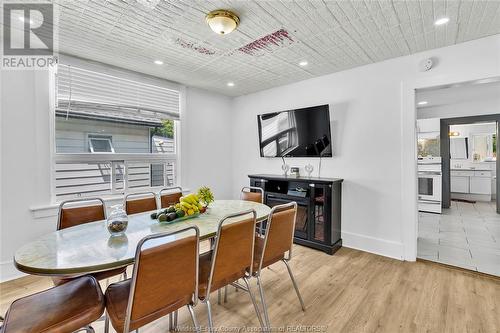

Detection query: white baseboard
xmin=1 ymin=260 xmax=26 ymax=283
xmin=341 ymin=231 xmax=404 ymax=261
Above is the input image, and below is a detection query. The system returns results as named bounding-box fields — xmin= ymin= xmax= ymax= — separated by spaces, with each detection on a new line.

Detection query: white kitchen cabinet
xmin=470 ymin=176 xmax=492 ymax=195
xmin=451 ymin=176 xmax=469 ymax=193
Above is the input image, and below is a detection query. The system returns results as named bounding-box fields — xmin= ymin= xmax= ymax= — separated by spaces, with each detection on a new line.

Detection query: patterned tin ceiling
xmin=50 ymin=0 xmax=500 ymax=96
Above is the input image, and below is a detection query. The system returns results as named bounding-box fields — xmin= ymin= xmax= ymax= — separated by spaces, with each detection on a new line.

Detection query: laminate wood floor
xmin=1 ymin=246 xmax=499 ymax=332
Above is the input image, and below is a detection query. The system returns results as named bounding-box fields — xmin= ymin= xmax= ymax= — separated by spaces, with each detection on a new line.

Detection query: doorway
xmin=415 ymin=79 xmax=500 ymax=276
xmin=440 ymin=116 xmax=500 ymax=212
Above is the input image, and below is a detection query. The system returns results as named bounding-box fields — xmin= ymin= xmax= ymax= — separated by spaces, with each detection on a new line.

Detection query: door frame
xmin=401 ymin=74 xmax=500 ymax=262
xmin=440 ymin=115 xmax=500 ymax=212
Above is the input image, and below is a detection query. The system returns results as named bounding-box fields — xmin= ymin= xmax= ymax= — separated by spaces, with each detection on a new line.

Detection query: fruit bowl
xmin=158 ymin=213 xmax=201 ymax=224
xmin=150 ymin=192 xmax=207 ymax=224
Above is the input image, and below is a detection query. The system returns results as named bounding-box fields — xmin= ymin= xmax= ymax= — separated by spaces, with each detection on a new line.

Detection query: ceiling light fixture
xmin=417 ymin=101 xmax=428 ymax=106
xmin=299 ymin=61 xmax=308 ymax=66
xmin=449 ymin=131 xmax=460 ymax=137
xmin=227 ymin=82 xmax=235 ymax=87
xmin=206 ymin=10 xmax=240 ymax=35
xmin=434 ymin=17 xmax=450 ymax=26
xmin=154 ymin=60 xmax=163 ymax=65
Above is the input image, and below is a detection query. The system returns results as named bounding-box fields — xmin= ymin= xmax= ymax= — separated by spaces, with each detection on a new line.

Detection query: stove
xmin=418 ymin=157 xmax=442 ymax=214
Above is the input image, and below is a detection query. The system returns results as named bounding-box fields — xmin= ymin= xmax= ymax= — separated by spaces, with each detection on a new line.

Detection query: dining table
xmin=14 ymin=200 xmax=270 ymax=277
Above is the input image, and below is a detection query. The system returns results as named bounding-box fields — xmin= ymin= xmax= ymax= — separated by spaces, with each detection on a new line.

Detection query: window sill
xmin=29 ymin=188 xmax=190 ymax=219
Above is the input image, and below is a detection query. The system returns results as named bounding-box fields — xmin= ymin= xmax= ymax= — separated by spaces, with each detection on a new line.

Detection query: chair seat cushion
xmin=252 ymin=236 xmax=284 ymax=273
xmin=104 ymin=279 xmax=132 ymax=333
xmin=197 ymin=250 xmax=247 ymax=299
xmin=105 ymin=279 xmax=188 ymax=333
xmin=198 ymin=251 xmax=212 ymax=299
xmin=2 ymin=276 xmax=104 ymax=333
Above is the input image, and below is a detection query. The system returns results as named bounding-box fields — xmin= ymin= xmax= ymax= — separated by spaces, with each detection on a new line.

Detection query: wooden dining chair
xmin=0 ymin=276 xmax=105 ymax=333
xmin=252 ymin=202 xmax=305 ymax=329
xmin=54 ymin=198 xmax=127 ymax=286
xmin=241 ymin=186 xmax=264 ymax=203
xmin=124 ymin=192 xmax=157 ymax=215
xmin=159 ymin=186 xmax=183 ymax=208
xmin=105 ymin=226 xmax=200 ymax=333
xmin=198 ymin=209 xmax=265 ymax=331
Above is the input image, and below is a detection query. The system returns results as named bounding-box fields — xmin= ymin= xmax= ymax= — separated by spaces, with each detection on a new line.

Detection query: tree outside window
xmin=151 ymin=119 xmax=174 ymax=138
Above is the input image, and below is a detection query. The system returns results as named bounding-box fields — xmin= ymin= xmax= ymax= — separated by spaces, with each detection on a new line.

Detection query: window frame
xmin=49 ymin=63 xmax=183 ymax=203
xmin=87 ymin=133 xmax=115 ymax=153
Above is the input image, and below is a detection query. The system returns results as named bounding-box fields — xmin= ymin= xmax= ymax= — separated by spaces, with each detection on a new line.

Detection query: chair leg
xmin=283 ymin=259 xmax=306 ymax=311
xmin=243 ymin=277 xmax=266 ymax=331
xmin=217 ymin=289 xmax=222 ymax=305
xmin=205 ymin=299 xmax=214 ymax=332
xmin=169 ymin=313 xmax=174 ymax=331
xmin=256 ymin=276 xmax=271 ymax=330
xmin=224 ymin=285 xmax=228 ymax=303
xmin=174 ymin=310 xmax=178 ymax=331
xmin=187 ymin=304 xmax=201 ymax=333
xmin=104 ymin=312 xmax=109 ymax=333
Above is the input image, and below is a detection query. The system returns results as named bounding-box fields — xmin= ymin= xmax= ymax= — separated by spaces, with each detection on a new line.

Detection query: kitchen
xmin=449 ymin=123 xmax=496 ymax=203
xmin=415 ymin=80 xmax=500 ymax=276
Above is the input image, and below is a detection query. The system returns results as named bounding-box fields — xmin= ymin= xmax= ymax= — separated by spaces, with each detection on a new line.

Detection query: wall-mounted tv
xmin=257 ymin=104 xmax=332 ymax=157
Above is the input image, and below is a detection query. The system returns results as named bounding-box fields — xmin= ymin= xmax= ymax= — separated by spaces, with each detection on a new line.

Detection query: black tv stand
xmin=248 ymin=174 xmax=343 ymax=255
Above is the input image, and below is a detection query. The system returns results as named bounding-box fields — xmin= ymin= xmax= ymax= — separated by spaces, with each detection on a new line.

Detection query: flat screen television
xmin=257 ymin=104 xmax=332 ymax=157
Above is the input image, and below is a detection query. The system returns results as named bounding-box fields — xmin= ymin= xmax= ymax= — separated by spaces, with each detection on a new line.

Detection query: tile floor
xmin=418 ymin=200 xmax=500 ymax=276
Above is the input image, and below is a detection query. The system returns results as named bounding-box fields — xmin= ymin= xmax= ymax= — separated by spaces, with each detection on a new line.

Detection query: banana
xmin=180 ymin=201 xmax=193 ymax=209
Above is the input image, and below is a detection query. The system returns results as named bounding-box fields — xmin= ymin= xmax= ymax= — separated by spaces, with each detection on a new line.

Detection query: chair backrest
xmin=124 ymin=192 xmax=157 ymax=215
xmin=124 ymin=227 xmax=199 ymax=333
xmin=240 ymin=186 xmax=264 ymax=203
xmin=257 ymin=202 xmax=297 ymax=273
xmin=57 ymin=198 xmax=106 ymax=230
xmin=159 ymin=187 xmax=183 ymax=208
xmin=207 ymin=210 xmax=257 ymax=296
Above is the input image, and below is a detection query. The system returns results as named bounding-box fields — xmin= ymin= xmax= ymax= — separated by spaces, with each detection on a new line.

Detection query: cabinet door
xmin=309 ymin=184 xmax=331 ymax=244
xmin=451 ymin=176 xmax=469 ymax=193
xmin=470 ymin=177 xmax=491 ymax=195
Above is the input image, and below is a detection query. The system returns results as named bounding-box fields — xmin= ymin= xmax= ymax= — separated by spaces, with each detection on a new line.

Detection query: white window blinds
xmin=56 ymin=64 xmax=180 ymax=121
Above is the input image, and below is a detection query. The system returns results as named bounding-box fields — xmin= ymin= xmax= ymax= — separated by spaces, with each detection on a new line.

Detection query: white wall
xmin=0 ymin=73 xmax=233 ymax=282
xmin=231 ymin=35 xmax=500 ymax=260
xmin=1 ymin=70 xmax=54 ymax=281
xmin=181 ymin=87 xmax=233 ymax=199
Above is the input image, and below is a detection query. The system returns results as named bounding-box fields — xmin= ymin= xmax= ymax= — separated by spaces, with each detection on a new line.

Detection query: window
xmin=53 ymin=63 xmax=180 ymax=201
xmin=88 ymin=135 xmax=114 ymax=153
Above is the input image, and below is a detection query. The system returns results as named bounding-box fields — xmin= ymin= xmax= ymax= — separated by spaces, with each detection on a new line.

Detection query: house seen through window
xmin=54 ymin=64 xmax=180 ymax=201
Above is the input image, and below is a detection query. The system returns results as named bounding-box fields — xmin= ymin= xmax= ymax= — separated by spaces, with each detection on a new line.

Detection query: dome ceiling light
xmin=206 ymin=10 xmax=240 ymax=35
